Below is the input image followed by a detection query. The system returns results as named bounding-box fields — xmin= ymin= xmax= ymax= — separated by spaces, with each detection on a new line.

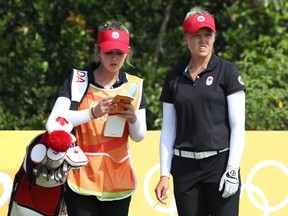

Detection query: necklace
xmin=94 ymin=70 xmax=119 ymax=89
xmin=188 ymin=65 xmax=206 ymax=81
xmin=99 ymin=79 xmax=116 ymax=88
xmin=189 ymin=69 xmax=201 ymax=81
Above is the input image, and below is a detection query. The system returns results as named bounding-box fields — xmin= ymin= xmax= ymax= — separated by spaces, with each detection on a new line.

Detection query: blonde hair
xmin=185 ymin=6 xmax=213 ymax=20
xmin=93 ymin=21 xmax=134 ymax=67
xmin=184 ymin=6 xmax=216 ymax=38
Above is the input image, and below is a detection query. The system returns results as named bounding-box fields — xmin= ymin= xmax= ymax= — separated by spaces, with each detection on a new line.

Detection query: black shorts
xmin=171 ymin=150 xmax=241 ymax=216
xmin=64 ymin=185 xmax=131 ymax=216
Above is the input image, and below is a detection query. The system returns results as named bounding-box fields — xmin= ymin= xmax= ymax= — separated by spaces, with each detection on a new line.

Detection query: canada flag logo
xmin=55 ymin=116 xmax=69 ymax=127
xmin=197 ymin=15 xmax=205 ymax=22
xmin=112 ymin=31 xmax=120 ymax=39
xmin=238 ymin=76 xmax=244 ymax=85
xmin=206 ymin=76 xmax=213 ymax=86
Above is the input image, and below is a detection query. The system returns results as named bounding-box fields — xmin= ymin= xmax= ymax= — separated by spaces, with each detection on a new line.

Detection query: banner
xmin=0 ymin=131 xmax=287 ymax=216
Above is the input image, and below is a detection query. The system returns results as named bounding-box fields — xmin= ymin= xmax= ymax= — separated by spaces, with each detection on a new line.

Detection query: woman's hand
xmin=91 ymin=96 xmax=136 ymax=124
xmin=155 ymin=176 xmax=170 ymax=205
xmin=116 ymin=102 xmax=137 ymax=124
xmin=91 ymin=96 xmax=115 ymax=118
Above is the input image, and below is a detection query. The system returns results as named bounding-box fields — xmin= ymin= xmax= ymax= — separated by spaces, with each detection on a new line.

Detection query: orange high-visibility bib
xmin=67 ymin=74 xmax=143 ymax=200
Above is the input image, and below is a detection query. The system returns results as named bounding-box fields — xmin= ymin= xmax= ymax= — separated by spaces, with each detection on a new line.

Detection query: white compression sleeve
xmin=128 ymin=108 xmax=147 ymax=142
xmin=227 ymin=90 xmax=246 ymax=168
xmin=46 ymin=97 xmax=91 ymax=129
xmin=160 ymin=102 xmax=176 ymax=177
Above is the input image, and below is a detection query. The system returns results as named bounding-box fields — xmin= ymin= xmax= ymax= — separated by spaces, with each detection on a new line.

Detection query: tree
xmin=0 ymin=0 xmax=287 ymax=130
xmin=218 ymin=1 xmax=288 ymax=129
xmin=0 ymin=0 xmax=91 ymax=129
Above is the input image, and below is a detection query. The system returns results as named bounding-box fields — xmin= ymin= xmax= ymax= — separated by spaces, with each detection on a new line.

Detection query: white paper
xmin=104 ymin=115 xmax=126 ymax=137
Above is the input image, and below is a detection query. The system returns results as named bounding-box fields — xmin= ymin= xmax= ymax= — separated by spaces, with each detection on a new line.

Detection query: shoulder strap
xmin=70 ymin=69 xmax=89 ymax=110
xmin=7 ymin=165 xmax=25 ymax=216
xmin=25 ymin=133 xmax=45 ymax=183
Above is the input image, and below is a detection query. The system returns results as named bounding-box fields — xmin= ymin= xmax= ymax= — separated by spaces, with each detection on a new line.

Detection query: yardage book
xmin=104 ymin=83 xmax=138 ymax=137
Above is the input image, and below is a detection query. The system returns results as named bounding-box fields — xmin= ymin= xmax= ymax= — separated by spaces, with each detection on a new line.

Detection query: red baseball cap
xmin=183 ymin=14 xmax=216 ymax=35
xmin=97 ymin=30 xmax=130 ymax=53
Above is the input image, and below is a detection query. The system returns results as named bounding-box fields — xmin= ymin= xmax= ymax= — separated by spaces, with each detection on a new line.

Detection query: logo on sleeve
xmin=206 ymin=76 xmax=213 ymax=86
xmin=238 ymin=76 xmax=244 ymax=85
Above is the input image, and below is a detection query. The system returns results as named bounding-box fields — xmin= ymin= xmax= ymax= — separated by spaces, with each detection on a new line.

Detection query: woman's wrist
xmin=90 ymin=107 xmax=97 ymax=119
xmin=160 ymin=176 xmax=170 ymax=181
xmin=128 ymin=114 xmax=137 ymax=124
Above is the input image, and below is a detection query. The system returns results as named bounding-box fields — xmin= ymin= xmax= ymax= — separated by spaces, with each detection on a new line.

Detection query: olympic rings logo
xmin=1 ymin=160 xmax=287 ymax=215
xmin=0 ymin=173 xmax=13 ymax=209
xmin=143 ymin=160 xmax=288 ymax=215
xmin=242 ymin=160 xmax=288 ymax=216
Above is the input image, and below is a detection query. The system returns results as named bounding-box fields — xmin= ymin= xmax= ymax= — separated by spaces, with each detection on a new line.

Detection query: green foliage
xmin=0 ymin=0 xmax=91 ymax=129
xmin=237 ymin=39 xmax=288 ymax=129
xmin=0 ymin=0 xmax=288 ymax=130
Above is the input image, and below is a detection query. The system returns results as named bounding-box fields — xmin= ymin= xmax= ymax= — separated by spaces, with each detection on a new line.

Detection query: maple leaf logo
xmin=55 ymin=116 xmax=69 ymax=127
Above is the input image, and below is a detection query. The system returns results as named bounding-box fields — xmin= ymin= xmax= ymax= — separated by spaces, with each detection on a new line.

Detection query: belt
xmin=174 ymin=148 xmax=229 ymax=160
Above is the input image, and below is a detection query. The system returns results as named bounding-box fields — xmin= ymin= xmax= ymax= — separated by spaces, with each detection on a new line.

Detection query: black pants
xmin=64 ymin=185 xmax=131 ymax=216
xmin=171 ymin=151 xmax=241 ymax=216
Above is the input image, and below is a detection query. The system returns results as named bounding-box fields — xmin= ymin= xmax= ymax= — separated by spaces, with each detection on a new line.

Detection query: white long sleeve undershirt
xmin=46 ymin=96 xmax=147 ymax=142
xmin=159 ymin=103 xmax=176 ymax=177
xmin=159 ymin=90 xmax=245 ymax=177
xmin=227 ymin=91 xmax=246 ymax=168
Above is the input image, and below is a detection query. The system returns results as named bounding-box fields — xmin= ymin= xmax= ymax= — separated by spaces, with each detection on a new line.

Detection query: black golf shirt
xmin=160 ymin=54 xmax=245 ymax=151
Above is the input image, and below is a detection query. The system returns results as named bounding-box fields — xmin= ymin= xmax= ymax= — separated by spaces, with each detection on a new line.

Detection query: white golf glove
xmin=219 ymin=165 xmax=239 ymax=198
